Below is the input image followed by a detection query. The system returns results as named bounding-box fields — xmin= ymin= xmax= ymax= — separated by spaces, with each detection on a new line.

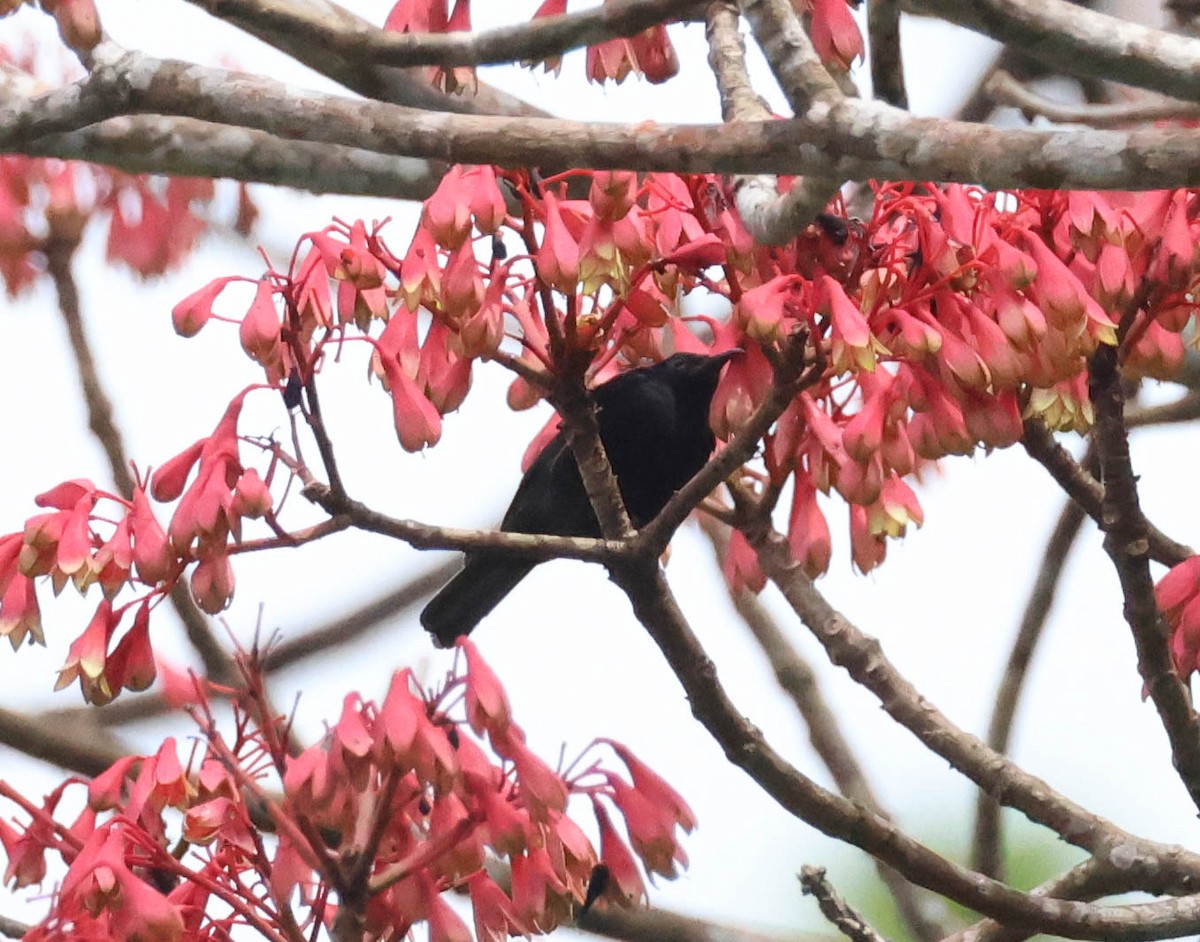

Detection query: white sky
xmin=3 ymin=0 xmax=1198 ymax=936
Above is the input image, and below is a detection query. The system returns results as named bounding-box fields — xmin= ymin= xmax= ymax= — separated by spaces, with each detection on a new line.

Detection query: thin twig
xmin=799 ymin=865 xmax=892 ymax=942
xmin=985 ymin=71 xmax=1200 ymax=127
xmin=908 ymin=0 xmax=1200 ymax=104
xmin=44 ymin=229 xmax=238 ymax=685
xmin=303 ymin=487 xmax=628 ymax=563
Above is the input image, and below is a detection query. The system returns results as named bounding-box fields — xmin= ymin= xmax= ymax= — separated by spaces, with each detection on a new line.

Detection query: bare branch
xmin=908 ymin=0 xmax=1200 ymax=104
xmin=985 ymin=71 xmax=1200 ymax=128
xmin=946 ymin=860 xmax=1152 ymax=942
xmin=0 ymin=914 xmax=30 ymax=939
xmin=0 ymin=705 xmax=127 ymax=776
xmin=579 ymin=905 xmax=836 ymax=942
xmin=303 ymin=486 xmax=628 ymax=564
xmin=800 ymin=865 xmax=892 ymax=942
xmin=12 ymin=45 xmax=1200 ymax=193
xmin=22 ymin=114 xmax=446 ymax=199
xmin=1088 ymin=345 xmax=1200 ymax=812
xmin=44 ymin=230 xmax=135 ymax=500
xmin=739 ymin=0 xmax=845 ymax=111
xmin=180 ymin=0 xmax=549 ymax=117
xmin=706 ymin=3 xmax=839 ymax=244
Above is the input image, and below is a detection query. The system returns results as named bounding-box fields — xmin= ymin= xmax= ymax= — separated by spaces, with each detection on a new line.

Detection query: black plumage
xmin=420 ymin=351 xmax=738 ymax=647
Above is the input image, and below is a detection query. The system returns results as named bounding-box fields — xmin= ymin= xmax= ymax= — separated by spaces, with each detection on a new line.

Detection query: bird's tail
xmin=419 ymin=554 xmax=536 ymax=648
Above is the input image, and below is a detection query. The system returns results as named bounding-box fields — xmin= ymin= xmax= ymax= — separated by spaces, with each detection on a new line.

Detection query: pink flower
xmin=468 ymin=871 xmax=528 ymax=942
xmin=591 ymin=799 xmax=645 ymax=907
xmin=190 ymin=548 xmax=235 ymax=614
xmin=55 ymin=600 xmax=116 ymax=704
xmin=536 ymin=193 xmax=580 ymax=294
xmin=238 ymin=278 xmax=282 ymax=365
xmin=788 ymin=477 xmax=832 ymax=578
xmin=171 ymin=276 xmax=235 ymax=337
xmin=459 ymin=638 xmax=512 ymax=739
xmin=809 ymin=0 xmax=863 ymax=69
xmin=106 ymin=601 xmax=156 ymax=693
xmin=0 ymin=572 xmax=42 ymax=649
xmin=605 ymin=773 xmax=687 ymax=879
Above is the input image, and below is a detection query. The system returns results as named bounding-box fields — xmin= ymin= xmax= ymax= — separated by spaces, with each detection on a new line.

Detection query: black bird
xmin=420 ymin=351 xmax=738 ymax=647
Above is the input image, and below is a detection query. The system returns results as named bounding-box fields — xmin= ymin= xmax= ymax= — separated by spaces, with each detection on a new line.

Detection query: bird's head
xmin=656 ymin=349 xmax=742 ymax=392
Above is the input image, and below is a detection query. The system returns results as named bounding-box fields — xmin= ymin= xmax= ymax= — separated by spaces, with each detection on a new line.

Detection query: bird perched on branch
xmin=421 ymin=350 xmax=739 ymax=647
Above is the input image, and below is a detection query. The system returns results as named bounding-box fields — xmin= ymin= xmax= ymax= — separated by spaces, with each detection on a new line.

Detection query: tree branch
xmin=0 ymin=705 xmax=127 ymax=776
xmin=1088 ymin=344 xmax=1200 ymax=813
xmin=180 ymin=0 xmax=549 ymax=117
xmin=1021 ymin=420 xmax=1193 ymax=567
xmin=985 ymin=71 xmax=1200 ymax=128
xmin=22 ymin=114 xmax=447 ymax=199
xmin=800 ymin=865 xmax=893 ymax=942
xmin=303 ymin=486 xmax=628 ymax=563
xmin=738 ymin=511 xmax=1200 ymax=892
xmin=13 ymin=46 xmax=1200 ymax=192
xmin=706 ymin=2 xmax=839 ymax=244
xmin=908 ymin=0 xmax=1200 ymax=104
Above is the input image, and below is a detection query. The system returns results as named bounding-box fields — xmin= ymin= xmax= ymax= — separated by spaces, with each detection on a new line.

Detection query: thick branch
xmin=1088 ymin=345 xmax=1200 ymax=812
xmin=706 ymin=3 xmax=838 ymax=244
xmin=908 ymin=0 xmax=1200 ymax=104
xmin=16 ymin=47 xmax=1200 ymax=191
xmin=23 ymin=115 xmax=446 ymax=199
xmin=0 ymin=706 xmax=127 ymax=776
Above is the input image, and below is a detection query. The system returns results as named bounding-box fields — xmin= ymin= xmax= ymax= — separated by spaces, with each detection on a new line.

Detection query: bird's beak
xmin=709 ymin=347 xmax=743 ymax=371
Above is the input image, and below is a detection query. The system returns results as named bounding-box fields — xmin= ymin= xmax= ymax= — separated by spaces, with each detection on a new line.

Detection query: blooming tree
xmin=4 ymin=0 xmax=1200 ymax=941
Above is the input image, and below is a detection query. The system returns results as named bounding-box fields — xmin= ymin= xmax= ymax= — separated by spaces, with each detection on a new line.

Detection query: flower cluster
xmin=7 ymin=169 xmax=1200 ymax=698
xmin=2 ymin=643 xmax=694 ymax=941
xmin=0 ymin=388 xmax=281 ymax=702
